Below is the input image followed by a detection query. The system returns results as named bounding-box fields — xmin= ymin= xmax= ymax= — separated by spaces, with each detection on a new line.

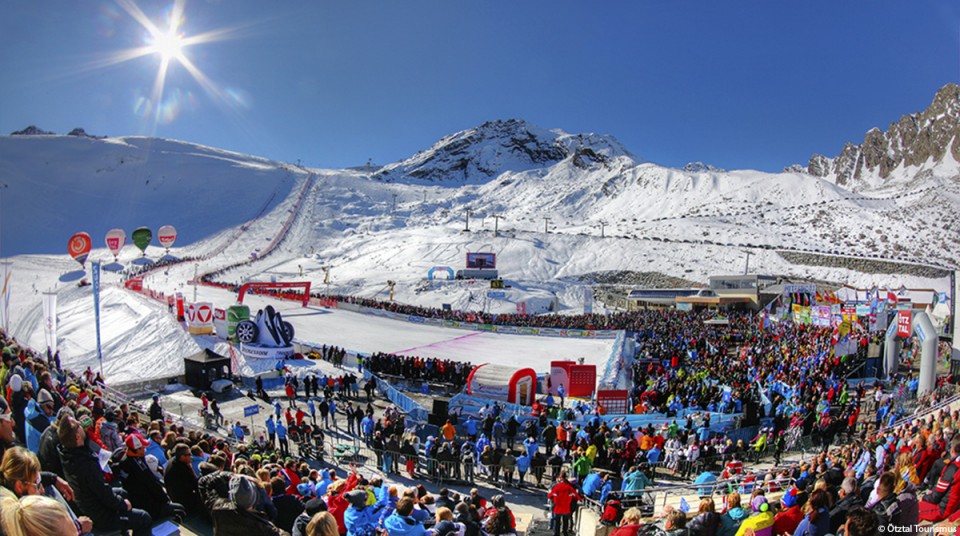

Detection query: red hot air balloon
xmin=68 ymin=232 xmax=92 ymax=266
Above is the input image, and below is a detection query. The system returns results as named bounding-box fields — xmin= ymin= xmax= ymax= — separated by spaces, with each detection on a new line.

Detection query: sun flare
xmin=150 ymin=29 xmax=185 ymax=61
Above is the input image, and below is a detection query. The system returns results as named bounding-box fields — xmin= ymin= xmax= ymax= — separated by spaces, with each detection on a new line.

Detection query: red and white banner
xmin=213 ymin=308 xmax=227 ymax=338
xmin=896 ymin=310 xmax=912 ymax=338
xmin=186 ymin=302 xmax=214 ymax=335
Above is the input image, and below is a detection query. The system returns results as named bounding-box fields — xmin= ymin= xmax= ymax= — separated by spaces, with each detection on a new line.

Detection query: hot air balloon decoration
xmin=105 ymin=228 xmax=126 ymax=261
xmin=157 ymin=225 xmax=177 ymax=253
xmin=131 ymin=227 xmax=152 ymax=257
xmin=67 ymin=232 xmax=92 ymax=267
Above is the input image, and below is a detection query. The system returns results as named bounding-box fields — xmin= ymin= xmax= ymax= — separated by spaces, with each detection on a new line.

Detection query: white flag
xmin=42 ymin=291 xmax=57 ymax=354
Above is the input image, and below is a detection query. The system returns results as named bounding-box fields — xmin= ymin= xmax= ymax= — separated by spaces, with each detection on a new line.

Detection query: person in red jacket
xmin=325 ymin=470 xmax=358 ymax=535
xmin=285 ymin=383 xmax=297 ymax=408
xmin=918 ymin=440 xmax=960 ymax=522
xmin=914 ymin=434 xmax=939 ymax=482
xmin=548 ymin=472 xmax=582 ymax=536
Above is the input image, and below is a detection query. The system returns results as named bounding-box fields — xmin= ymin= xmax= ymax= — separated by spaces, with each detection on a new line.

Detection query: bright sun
xmin=150 ymin=29 xmax=185 ymax=61
xmin=93 ymin=0 xmax=242 ymax=127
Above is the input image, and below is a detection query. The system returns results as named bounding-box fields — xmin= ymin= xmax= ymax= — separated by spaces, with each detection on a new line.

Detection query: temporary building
xmin=466 ymin=364 xmax=537 ymax=406
xmin=183 ymin=349 xmax=232 ymax=392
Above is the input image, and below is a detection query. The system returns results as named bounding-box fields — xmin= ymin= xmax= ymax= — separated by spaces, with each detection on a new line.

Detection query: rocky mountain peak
xmin=373 ymin=119 xmax=632 ymax=183
xmin=67 ymin=127 xmax=103 ymax=138
xmin=683 ymin=162 xmax=725 ymax=173
xmin=806 ymin=83 xmax=960 ymax=187
xmin=10 ymin=125 xmax=55 ymax=136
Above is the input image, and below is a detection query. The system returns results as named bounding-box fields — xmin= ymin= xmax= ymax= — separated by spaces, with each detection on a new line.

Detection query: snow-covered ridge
xmin=373 ymin=118 xmax=636 ymax=184
xmin=0 ymin=135 xmax=298 ymax=256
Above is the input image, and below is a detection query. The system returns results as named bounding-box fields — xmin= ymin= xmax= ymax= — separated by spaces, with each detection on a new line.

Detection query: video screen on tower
xmin=466 ymin=252 xmax=496 ymax=269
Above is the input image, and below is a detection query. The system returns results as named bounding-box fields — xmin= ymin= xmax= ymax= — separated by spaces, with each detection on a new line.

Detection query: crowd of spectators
xmin=127 ymin=270 xmax=960 ymax=534
xmin=0 ymin=327 xmax=541 ymax=536
xmin=363 ymin=353 xmax=473 ymax=390
xmin=592 ymin=399 xmax=960 ymax=535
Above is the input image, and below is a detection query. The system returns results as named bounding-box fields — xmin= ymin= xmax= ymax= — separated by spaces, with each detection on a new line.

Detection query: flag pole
xmin=92 ymin=261 xmax=103 ymax=378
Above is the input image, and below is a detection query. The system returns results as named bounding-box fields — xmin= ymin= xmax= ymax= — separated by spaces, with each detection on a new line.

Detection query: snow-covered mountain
xmin=372 ymin=119 xmax=636 ymax=184
xmin=1 ymin=84 xmax=958 ymax=383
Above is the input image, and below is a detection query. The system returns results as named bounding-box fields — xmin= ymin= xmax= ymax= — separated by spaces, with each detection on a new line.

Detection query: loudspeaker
xmin=432 ymin=399 xmax=449 ymax=418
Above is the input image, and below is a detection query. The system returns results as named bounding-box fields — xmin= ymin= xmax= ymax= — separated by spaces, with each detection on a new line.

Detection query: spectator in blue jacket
xmin=516 ymin=451 xmax=530 ymax=487
xmin=344 ymin=489 xmax=385 ymax=536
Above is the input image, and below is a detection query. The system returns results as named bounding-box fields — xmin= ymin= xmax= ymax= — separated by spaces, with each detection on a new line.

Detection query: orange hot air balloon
xmin=68 ymin=232 xmax=92 ymax=266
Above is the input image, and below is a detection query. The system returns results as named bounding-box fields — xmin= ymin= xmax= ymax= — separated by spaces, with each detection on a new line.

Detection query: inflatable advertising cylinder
xmin=226 ymin=305 xmax=251 ymax=342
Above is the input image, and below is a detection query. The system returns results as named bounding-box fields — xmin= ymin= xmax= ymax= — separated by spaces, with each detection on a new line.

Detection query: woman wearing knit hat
xmin=208 ymin=475 xmax=284 ymax=536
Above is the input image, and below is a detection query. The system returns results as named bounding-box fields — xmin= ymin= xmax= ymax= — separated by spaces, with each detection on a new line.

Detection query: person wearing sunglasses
xmin=0 ymin=399 xmax=76 ymax=507
xmin=25 ymin=389 xmax=57 ymax=453
xmin=0 ymin=446 xmax=93 ymax=534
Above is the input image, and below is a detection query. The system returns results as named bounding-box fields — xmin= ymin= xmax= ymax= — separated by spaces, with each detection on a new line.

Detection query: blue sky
xmin=1 ymin=1 xmax=958 ymax=172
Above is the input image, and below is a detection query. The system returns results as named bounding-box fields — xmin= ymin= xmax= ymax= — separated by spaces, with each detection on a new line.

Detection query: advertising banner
xmin=186 ymin=302 xmax=214 ymax=335
xmin=813 ymin=306 xmax=832 ymax=327
xmin=466 ymin=252 xmax=496 ymax=269
xmin=175 ymin=292 xmax=185 ymax=320
xmin=213 ymin=308 xmax=226 ymax=338
xmin=897 ymin=310 xmax=912 ymax=338
xmin=226 ymin=305 xmax=250 ymax=341
xmin=792 ymin=304 xmax=810 ymax=325
xmin=783 ymin=284 xmax=816 ymax=295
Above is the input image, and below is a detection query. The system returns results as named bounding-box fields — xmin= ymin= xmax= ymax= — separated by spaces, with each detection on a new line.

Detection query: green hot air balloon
xmin=131 ymin=227 xmax=152 ymax=256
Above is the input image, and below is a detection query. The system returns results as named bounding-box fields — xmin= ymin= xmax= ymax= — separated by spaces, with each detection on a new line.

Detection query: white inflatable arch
xmin=885 ymin=310 xmax=938 ymax=395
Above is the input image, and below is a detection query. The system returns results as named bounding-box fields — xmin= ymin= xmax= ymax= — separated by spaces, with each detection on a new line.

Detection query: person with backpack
xmin=600 ymin=497 xmax=624 ymax=528
xmin=548 ymin=472 xmax=582 ymax=536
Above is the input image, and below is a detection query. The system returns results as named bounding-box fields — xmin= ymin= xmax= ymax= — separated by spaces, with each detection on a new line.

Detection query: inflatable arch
xmin=885 ymin=310 xmax=937 ymax=395
xmin=466 ymin=364 xmax=537 ymax=406
xmin=427 ymin=266 xmax=455 ymax=281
